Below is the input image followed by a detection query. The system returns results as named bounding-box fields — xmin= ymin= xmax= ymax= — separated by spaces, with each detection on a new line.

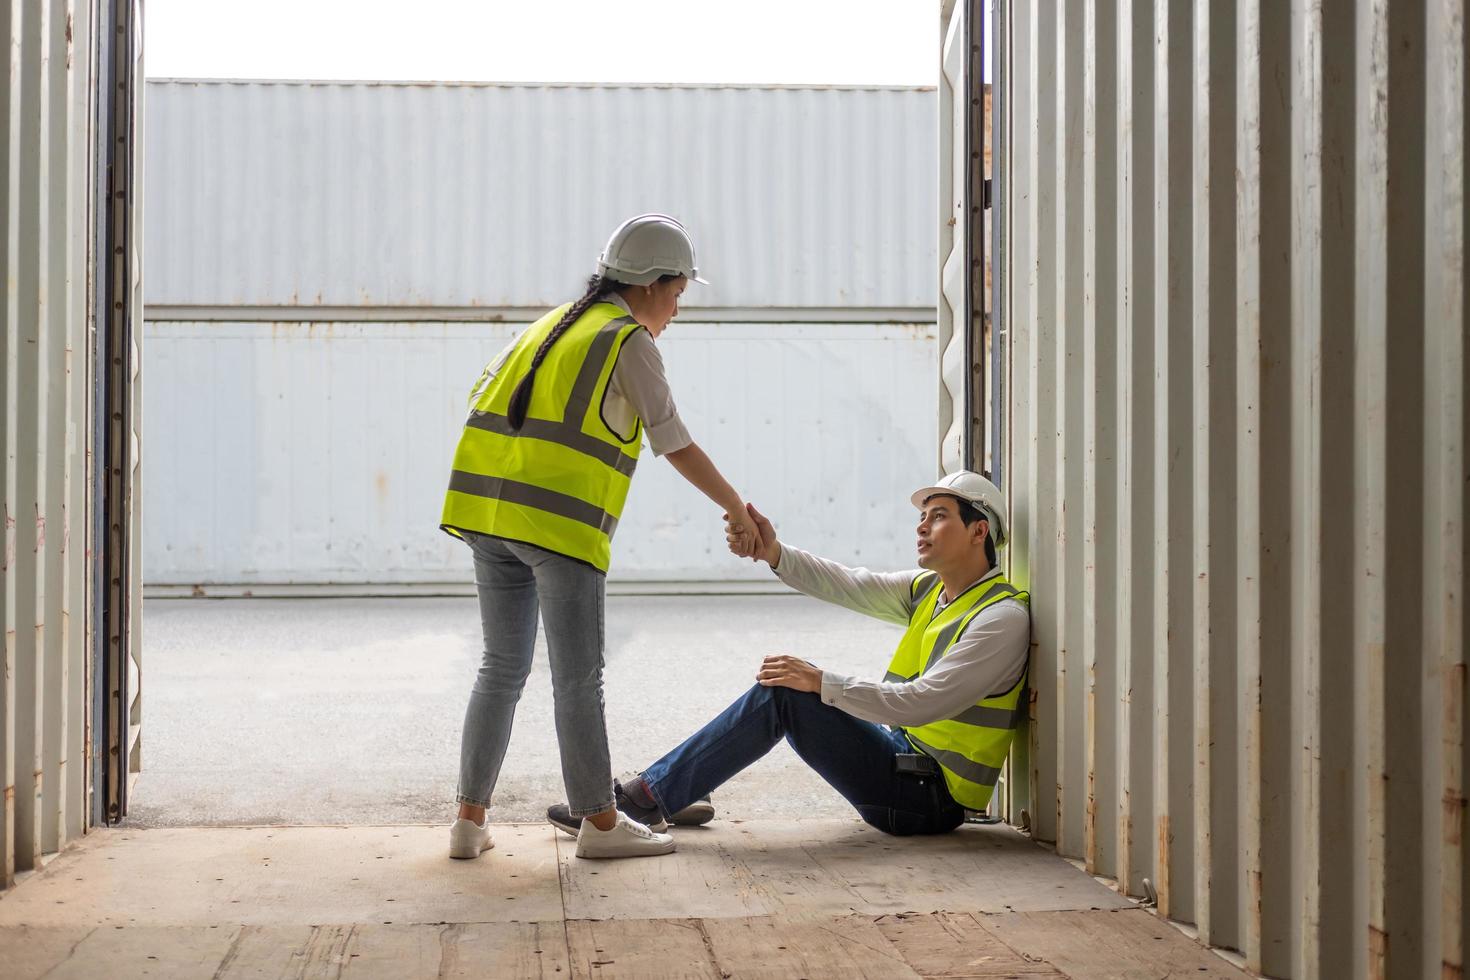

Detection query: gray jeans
xmin=456 ymin=533 xmax=615 ymax=817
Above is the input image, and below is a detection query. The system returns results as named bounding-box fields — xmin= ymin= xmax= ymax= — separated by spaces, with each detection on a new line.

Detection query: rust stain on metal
xmin=1368 ymin=924 xmax=1388 ymax=980
xmin=34 ymin=505 xmax=45 ymax=552
xmin=1444 ymin=961 xmax=1464 ymax=980
xmin=3 ymin=503 xmax=14 ymax=571
xmin=1085 ymin=684 xmax=1098 ymax=860
xmin=1446 ymin=790 xmax=1467 ymax=846
xmin=1156 ymin=814 xmax=1170 ymax=909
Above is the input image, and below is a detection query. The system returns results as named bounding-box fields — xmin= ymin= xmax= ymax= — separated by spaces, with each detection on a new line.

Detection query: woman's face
xmin=640 ymin=276 xmax=688 ymax=337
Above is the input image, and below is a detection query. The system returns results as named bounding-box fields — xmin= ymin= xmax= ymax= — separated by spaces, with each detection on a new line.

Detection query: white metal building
xmin=141 ymin=79 xmax=941 ymax=587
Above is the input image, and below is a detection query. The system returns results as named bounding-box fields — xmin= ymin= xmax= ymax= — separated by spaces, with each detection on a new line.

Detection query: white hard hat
xmin=597 ymin=213 xmax=708 ymax=286
xmin=910 ymin=471 xmax=1009 ymax=549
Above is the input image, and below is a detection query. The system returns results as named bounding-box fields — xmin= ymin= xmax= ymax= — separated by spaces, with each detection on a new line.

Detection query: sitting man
xmin=548 ymin=471 xmax=1031 ymax=840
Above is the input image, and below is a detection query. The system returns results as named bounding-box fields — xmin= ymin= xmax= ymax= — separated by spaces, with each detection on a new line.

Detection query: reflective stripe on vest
xmin=884 ymin=571 xmax=1031 ymax=810
xmin=440 ymin=303 xmax=645 ymax=572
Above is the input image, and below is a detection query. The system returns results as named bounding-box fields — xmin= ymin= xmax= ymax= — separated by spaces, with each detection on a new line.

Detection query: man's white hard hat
xmin=597 ymin=213 xmax=709 ymax=286
xmin=910 ymin=471 xmax=1009 ymax=549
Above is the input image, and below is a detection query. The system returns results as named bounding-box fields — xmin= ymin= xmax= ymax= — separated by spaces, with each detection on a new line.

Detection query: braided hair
xmin=506 ymin=274 xmax=619 ymax=430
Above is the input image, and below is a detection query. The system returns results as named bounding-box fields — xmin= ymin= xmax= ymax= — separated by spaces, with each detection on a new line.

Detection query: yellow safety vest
xmin=440 ymin=302 xmax=645 ymax=572
xmin=885 ymin=571 xmax=1030 ymax=810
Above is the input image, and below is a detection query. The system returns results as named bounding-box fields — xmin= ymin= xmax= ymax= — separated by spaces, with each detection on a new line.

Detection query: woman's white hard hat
xmin=910 ymin=471 xmax=1009 ymax=549
xmin=597 ymin=213 xmax=709 ymax=286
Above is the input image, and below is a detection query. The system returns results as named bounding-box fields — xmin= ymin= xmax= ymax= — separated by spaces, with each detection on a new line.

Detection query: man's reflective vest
xmin=885 ymin=570 xmax=1030 ymax=810
xmin=440 ymin=302 xmax=645 ymax=572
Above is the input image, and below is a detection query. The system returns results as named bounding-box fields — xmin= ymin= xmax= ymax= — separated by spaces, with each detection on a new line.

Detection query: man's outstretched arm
xmin=727 ymin=503 xmax=917 ymax=627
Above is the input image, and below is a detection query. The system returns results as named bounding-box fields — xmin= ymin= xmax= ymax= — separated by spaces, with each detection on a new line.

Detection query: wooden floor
xmin=0 ymin=820 xmax=1252 ymax=978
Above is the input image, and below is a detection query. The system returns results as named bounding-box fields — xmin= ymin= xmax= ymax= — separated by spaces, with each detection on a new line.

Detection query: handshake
xmin=723 ymin=502 xmax=781 ymax=566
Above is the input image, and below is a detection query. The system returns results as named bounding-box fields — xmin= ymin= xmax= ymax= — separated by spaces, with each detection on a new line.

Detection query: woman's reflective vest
xmin=885 ymin=570 xmax=1030 ymax=810
xmin=440 ymin=302 xmax=646 ymax=572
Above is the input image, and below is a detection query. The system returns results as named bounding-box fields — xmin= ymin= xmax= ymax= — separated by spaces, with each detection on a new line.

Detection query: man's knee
xmin=753 ymin=684 xmax=809 ymax=706
xmin=765 ymin=685 xmax=830 ymax=732
xmin=739 ymin=683 xmax=821 ymax=729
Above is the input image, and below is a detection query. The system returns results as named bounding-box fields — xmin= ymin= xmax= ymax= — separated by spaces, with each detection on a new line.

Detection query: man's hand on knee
xmin=756 ymin=654 xmax=822 ymax=693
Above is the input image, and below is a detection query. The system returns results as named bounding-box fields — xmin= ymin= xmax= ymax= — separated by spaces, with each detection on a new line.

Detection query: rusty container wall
xmin=999 ymin=1 xmax=1466 ymax=977
xmin=0 ymin=0 xmax=99 ymax=887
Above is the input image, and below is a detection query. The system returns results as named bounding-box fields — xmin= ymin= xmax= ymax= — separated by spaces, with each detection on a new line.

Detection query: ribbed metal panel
xmin=143 ymin=80 xmax=937 ymax=316
xmin=938 ymin=0 xmax=967 ymax=473
xmin=141 ymin=320 xmax=938 ymax=586
xmin=0 ymin=0 xmax=96 ymax=886
xmin=1001 ymin=2 xmax=1467 ymax=977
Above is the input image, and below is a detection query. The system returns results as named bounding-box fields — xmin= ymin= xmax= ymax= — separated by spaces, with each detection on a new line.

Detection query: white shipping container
xmin=144 ymin=80 xmax=937 ymax=318
xmin=143 ymin=320 xmax=939 ymax=586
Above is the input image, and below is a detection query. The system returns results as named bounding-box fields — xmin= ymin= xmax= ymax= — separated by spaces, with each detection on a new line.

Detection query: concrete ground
xmin=129 ymin=594 xmax=911 ymax=827
xmin=0 ymin=821 xmax=1252 ymax=978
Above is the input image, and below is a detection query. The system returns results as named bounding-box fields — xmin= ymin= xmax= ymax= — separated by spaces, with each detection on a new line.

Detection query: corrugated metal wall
xmin=937 ymin=0 xmax=970 ymax=475
xmin=143 ymin=80 xmax=937 ymax=317
xmin=141 ymin=320 xmax=938 ymax=586
xmin=1001 ymin=1 xmax=1467 ymax=977
xmin=938 ymin=0 xmax=994 ymax=482
xmin=1 ymin=0 xmax=94 ymax=885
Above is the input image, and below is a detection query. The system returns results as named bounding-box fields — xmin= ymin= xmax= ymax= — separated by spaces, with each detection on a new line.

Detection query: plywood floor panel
xmin=874 ymin=911 xmax=1064 ymax=977
xmin=0 ymin=825 xmax=1249 ymax=978
xmin=566 ymin=917 xmax=721 ymax=979
xmin=977 ymin=908 xmax=1254 ymax=979
xmin=0 ymin=825 xmax=565 ymax=927
xmin=702 ymin=913 xmax=923 ymax=979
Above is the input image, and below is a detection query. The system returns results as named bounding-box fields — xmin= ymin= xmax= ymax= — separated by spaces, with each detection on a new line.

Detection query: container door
xmin=93 ymin=0 xmax=144 ymax=826
xmin=937 ymin=0 xmax=991 ymax=478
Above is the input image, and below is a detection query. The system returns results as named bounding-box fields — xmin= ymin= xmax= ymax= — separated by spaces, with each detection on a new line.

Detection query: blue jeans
xmin=640 ymin=684 xmax=967 ymax=836
xmin=456 ymin=533 xmax=614 ymax=818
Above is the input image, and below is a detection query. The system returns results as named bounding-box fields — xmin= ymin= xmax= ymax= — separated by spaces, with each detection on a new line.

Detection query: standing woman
xmin=442 ymin=215 xmax=756 ymax=860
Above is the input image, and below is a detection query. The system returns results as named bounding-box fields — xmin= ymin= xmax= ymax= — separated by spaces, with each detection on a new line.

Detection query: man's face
xmin=915 ymin=495 xmax=987 ymax=570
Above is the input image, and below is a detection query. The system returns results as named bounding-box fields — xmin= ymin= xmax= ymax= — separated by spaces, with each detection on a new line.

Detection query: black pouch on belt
xmin=894 ymin=752 xmax=940 ymax=776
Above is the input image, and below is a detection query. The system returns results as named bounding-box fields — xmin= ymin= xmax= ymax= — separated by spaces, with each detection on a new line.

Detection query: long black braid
xmin=506 ymin=274 xmax=620 ymax=430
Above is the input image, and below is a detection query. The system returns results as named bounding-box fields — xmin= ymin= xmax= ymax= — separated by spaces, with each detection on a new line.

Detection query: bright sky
xmin=144 ymin=0 xmax=976 ymax=87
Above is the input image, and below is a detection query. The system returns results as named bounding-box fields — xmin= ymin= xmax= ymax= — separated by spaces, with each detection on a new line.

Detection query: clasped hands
xmin=722 ymin=502 xmax=777 ymax=564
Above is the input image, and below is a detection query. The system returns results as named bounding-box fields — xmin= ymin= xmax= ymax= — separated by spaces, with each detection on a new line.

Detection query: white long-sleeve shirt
xmin=771 ymin=544 xmax=1030 ymax=728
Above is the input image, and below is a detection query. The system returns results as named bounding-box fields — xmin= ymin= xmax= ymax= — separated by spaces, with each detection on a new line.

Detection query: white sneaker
xmin=575 ymin=809 xmax=676 ymax=859
xmin=448 ymin=817 xmax=493 ymax=859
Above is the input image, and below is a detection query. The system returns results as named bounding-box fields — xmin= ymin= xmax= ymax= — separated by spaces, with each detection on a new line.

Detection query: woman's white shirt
xmin=475 ymin=295 xmax=693 ymax=457
xmin=601 ymin=294 xmax=693 ymax=457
